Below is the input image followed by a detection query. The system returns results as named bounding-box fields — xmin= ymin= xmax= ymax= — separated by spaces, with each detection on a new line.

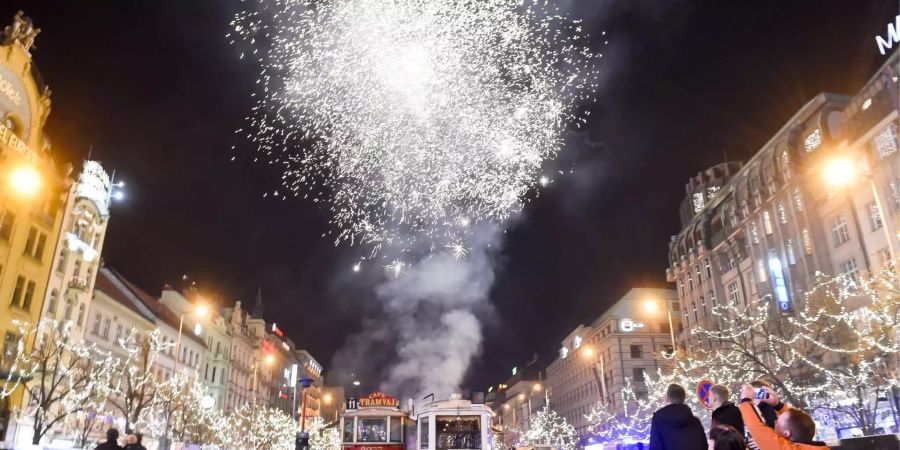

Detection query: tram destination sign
xmin=359 ymin=391 xmax=399 ymax=408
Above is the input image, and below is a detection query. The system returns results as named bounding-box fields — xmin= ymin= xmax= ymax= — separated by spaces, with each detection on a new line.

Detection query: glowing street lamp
xmin=822 ymin=158 xmax=857 ymax=188
xmin=821 ymin=155 xmax=897 ymax=270
xmin=581 ymin=346 xmax=594 ymax=359
xmin=173 ymin=303 xmax=210 ymax=372
xmin=9 ymin=165 xmax=41 ymax=197
xmin=643 ymin=299 xmax=677 ymax=359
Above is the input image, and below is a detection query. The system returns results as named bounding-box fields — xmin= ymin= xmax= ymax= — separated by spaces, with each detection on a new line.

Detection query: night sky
xmin=2 ymin=1 xmax=896 ymax=391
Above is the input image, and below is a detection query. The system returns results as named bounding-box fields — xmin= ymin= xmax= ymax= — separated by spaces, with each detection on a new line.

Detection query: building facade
xmin=666 ymin=51 xmax=899 ymax=349
xmin=223 ymin=300 xmax=259 ymax=413
xmin=295 ymin=349 xmax=324 ymax=421
xmin=160 ymin=287 xmax=232 ymax=412
xmin=545 ymin=288 xmax=679 ymax=438
xmin=490 ymin=360 xmax=547 ymax=446
xmin=41 ymin=160 xmax=113 ymax=342
xmin=0 ymin=13 xmax=72 ymax=443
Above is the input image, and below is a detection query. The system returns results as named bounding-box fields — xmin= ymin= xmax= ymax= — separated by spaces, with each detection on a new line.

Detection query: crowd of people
xmin=94 ymin=428 xmax=149 ymax=450
xmin=648 ymin=381 xmax=825 ymax=450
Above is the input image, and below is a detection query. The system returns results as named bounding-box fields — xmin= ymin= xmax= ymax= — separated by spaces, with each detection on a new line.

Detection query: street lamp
xmin=822 ymin=155 xmax=897 ymax=270
xmin=173 ymin=303 xmax=209 ymax=372
xmin=643 ymin=299 xmax=677 ymax=359
xmin=9 ymin=165 xmax=40 ymax=197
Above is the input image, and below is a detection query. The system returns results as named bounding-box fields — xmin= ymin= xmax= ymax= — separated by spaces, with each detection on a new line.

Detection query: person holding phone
xmin=738 ymin=384 xmax=828 ymax=450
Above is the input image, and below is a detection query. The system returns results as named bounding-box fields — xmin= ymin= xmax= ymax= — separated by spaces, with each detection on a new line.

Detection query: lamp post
xmin=822 ymin=156 xmax=898 ymax=272
xmin=643 ymin=299 xmax=677 ymax=359
xmin=173 ymin=303 xmax=209 ymax=373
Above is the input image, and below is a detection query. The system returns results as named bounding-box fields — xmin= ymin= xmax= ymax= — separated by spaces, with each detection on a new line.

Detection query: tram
xmin=340 ymin=392 xmax=494 ymax=450
xmin=415 ymin=394 xmax=494 ymax=450
xmin=341 ymin=392 xmax=413 ymax=450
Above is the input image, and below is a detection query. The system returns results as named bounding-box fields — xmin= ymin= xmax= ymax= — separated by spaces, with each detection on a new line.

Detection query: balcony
xmin=68 ymin=276 xmax=89 ymax=291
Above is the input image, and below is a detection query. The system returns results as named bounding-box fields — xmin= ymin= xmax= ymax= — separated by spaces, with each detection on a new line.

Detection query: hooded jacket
xmin=711 ymin=401 xmax=744 ymax=436
xmin=648 ymin=403 xmax=708 ymax=450
xmin=739 ymin=401 xmax=829 ymax=450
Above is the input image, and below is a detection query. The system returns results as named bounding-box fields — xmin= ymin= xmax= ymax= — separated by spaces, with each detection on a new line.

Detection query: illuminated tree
xmin=223 ymin=404 xmax=296 ymax=450
xmin=106 ymin=328 xmax=168 ymax=433
xmin=308 ymin=416 xmax=341 ymax=450
xmin=0 ymin=320 xmax=113 ymax=445
xmin=586 ymin=379 xmax=661 ymax=443
xmin=523 ymin=405 xmax=577 ymax=450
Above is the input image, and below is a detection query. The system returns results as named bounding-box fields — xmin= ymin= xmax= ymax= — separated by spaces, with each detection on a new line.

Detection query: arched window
xmin=64 ymin=298 xmax=74 ymax=321
xmin=3 ymin=114 xmax=23 ymax=138
xmin=77 ymin=304 xmax=85 ymax=326
xmin=47 ymin=289 xmax=59 ymax=317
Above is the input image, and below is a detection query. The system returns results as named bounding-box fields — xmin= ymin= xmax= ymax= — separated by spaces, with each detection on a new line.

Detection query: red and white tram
xmin=415 ymin=394 xmax=493 ymax=450
xmin=341 ymin=392 xmax=412 ymax=450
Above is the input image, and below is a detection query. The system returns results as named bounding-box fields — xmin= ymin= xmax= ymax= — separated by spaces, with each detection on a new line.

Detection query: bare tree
xmin=106 ymin=328 xmax=166 ymax=433
xmin=0 ymin=320 xmax=111 ymax=445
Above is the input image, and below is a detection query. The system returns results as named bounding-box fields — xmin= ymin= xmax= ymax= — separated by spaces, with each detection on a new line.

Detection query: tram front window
xmin=436 ymin=416 xmax=481 ymax=450
xmin=390 ymin=417 xmax=402 ymax=443
xmin=358 ymin=417 xmax=388 ymax=442
xmin=343 ymin=418 xmax=354 ymax=443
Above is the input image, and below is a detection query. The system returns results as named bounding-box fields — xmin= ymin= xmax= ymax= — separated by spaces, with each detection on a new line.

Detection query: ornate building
xmin=666 ymin=51 xmax=899 ymax=349
xmin=0 ymin=12 xmax=71 ymax=443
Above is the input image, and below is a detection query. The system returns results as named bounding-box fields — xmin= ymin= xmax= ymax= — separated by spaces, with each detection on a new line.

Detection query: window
xmin=390 ymin=417 xmax=403 ymax=443
xmin=892 ymin=179 xmax=900 ymax=211
xmin=879 ymin=248 xmax=893 ymax=266
xmin=840 ymin=258 xmax=859 ymax=285
xmin=10 ymin=276 xmax=25 ymax=308
xmin=709 ymin=289 xmax=717 ymax=307
xmin=63 ymin=299 xmax=73 ymax=321
xmin=762 ymin=211 xmax=773 ymax=235
xmin=687 ymin=272 xmax=693 ymax=290
xmin=700 ymin=296 xmax=707 ymax=317
xmin=344 ymin=418 xmax=355 ymax=443
xmin=873 ymin=123 xmax=898 ymax=159
xmin=804 ymin=128 xmax=822 ymax=153
xmin=868 ymin=203 xmax=883 ymax=230
xmin=115 ymin=324 xmax=123 ymax=342
xmin=436 ymin=416 xmax=480 ymax=449
xmin=660 ymin=322 xmax=670 ymax=334
xmin=705 ymin=259 xmax=712 ymax=278
xmin=692 ymin=192 xmax=705 ymax=213
xmin=831 ymin=213 xmax=851 ymax=247
xmin=786 ymin=239 xmax=796 ymax=265
xmin=691 ymin=302 xmax=698 ymax=322
xmin=358 ymin=417 xmax=387 ymax=443
xmin=632 ymin=368 xmax=645 ymax=382
xmin=793 ymin=188 xmax=804 ymax=212
xmin=57 ymin=248 xmax=68 ymax=273
xmin=0 ymin=211 xmax=14 ymax=241
xmin=77 ymin=304 xmax=85 ymax=326
xmin=757 ymin=260 xmax=767 ymax=283
xmin=1 ymin=332 xmax=21 ymax=372
xmin=630 ymin=345 xmax=643 ymax=358
xmin=696 ymin=265 xmax=702 ymax=283
xmin=92 ymin=313 xmax=101 ymax=335
xmin=749 ymin=221 xmax=760 ymax=244
xmin=728 ymin=282 xmax=740 ymax=305
xmin=34 ymin=234 xmax=46 ymax=260
xmin=23 ymin=227 xmax=36 ymax=256
xmin=47 ymin=289 xmax=58 ymax=317
xmin=775 ymin=201 xmax=788 ymax=224
xmin=802 ymin=229 xmax=814 ymax=254
xmin=102 ymin=317 xmax=111 ymax=339
xmin=21 ymin=280 xmax=34 ymax=311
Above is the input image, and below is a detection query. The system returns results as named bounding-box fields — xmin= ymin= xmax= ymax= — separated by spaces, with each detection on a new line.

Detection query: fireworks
xmin=231 ymin=0 xmax=599 ymax=259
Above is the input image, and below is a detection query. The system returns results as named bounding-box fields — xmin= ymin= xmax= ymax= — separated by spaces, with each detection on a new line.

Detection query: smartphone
xmin=754 ymin=388 xmax=768 ymax=400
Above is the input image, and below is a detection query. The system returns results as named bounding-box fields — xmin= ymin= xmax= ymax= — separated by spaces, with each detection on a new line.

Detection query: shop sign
xmin=359 ymin=391 xmax=399 ymax=408
xmin=0 ymin=121 xmax=37 ymax=163
xmin=876 ymin=15 xmax=900 ymax=55
xmin=619 ymin=319 xmax=645 ymax=332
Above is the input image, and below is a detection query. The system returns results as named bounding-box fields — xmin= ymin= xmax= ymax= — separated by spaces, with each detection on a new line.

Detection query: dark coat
xmin=124 ymin=444 xmax=147 ymax=450
xmin=648 ymin=403 xmax=708 ymax=450
xmin=95 ymin=440 xmax=123 ymax=450
xmin=711 ymin=402 xmax=745 ymax=435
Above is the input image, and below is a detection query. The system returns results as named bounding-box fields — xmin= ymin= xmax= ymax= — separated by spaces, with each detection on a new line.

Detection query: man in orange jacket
xmin=738 ymin=384 xmax=828 ymax=450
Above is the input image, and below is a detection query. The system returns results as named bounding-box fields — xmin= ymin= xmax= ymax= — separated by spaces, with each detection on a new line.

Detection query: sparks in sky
xmin=231 ymin=0 xmax=600 ymax=259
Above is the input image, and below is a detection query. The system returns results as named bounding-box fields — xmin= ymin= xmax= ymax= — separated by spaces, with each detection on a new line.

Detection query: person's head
xmin=125 ymin=434 xmax=137 ymax=444
xmin=106 ymin=428 xmax=119 ymax=442
xmin=666 ymin=384 xmax=687 ymax=404
xmin=710 ymin=425 xmax=746 ymax=450
xmin=709 ymin=385 xmax=729 ymax=409
xmin=750 ymin=379 xmax=772 ymax=389
xmin=774 ymin=407 xmax=816 ymax=442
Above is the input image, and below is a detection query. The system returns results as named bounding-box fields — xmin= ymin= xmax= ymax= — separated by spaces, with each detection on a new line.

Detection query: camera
xmin=754 ymin=388 xmax=768 ymax=400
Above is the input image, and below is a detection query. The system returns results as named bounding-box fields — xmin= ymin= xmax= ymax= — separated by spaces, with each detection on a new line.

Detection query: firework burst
xmin=231 ymin=0 xmax=600 ymax=259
